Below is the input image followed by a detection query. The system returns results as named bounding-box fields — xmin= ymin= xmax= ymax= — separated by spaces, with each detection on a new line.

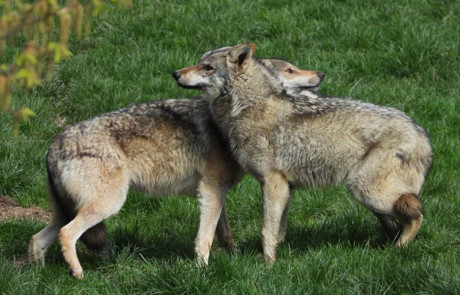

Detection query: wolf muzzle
xmin=172 ymin=71 xmax=181 ymax=80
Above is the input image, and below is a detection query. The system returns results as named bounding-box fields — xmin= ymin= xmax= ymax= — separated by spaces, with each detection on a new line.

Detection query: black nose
xmin=172 ymin=71 xmax=181 ymax=80
xmin=316 ymin=71 xmax=325 ymax=80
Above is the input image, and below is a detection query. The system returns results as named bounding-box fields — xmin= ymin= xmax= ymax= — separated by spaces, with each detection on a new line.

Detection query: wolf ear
xmin=228 ymin=42 xmax=256 ymax=72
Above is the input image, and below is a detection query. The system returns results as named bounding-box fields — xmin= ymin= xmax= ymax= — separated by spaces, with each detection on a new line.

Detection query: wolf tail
xmin=47 ymin=165 xmax=107 ymax=251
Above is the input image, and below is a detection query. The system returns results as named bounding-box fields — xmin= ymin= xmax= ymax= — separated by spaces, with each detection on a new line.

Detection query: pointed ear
xmin=228 ymin=42 xmax=256 ymax=71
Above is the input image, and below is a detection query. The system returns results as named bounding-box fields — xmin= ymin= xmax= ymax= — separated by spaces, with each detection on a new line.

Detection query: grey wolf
xmin=173 ymin=42 xmax=432 ymax=263
xmin=29 ymin=51 xmax=324 ymax=279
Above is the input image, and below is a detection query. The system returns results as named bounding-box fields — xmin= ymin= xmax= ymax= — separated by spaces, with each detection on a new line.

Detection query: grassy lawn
xmin=1 ymin=0 xmax=459 ymax=293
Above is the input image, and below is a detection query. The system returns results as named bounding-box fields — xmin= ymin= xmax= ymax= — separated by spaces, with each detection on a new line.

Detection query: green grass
xmin=1 ymin=0 xmax=460 ymax=293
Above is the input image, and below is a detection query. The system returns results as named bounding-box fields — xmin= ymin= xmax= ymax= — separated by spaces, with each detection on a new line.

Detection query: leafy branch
xmin=0 ymin=0 xmax=132 ymax=137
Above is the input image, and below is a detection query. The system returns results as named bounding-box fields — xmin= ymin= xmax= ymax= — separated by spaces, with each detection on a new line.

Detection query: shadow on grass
xmin=0 ymin=212 xmax=398 ymax=272
xmin=284 ymin=219 xmax=394 ymax=250
xmin=0 ymin=219 xmax=196 ymax=271
xmin=108 ymin=226 xmax=196 ymax=262
xmin=236 ymin=215 xmax=395 ymax=257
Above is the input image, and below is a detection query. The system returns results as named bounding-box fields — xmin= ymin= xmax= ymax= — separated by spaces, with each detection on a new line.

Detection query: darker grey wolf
xmin=173 ymin=42 xmax=432 ymax=264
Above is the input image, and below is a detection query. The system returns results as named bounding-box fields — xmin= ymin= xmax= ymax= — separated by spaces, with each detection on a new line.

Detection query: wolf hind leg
xmin=59 ymin=192 xmax=126 ymax=279
xmin=215 ymin=204 xmax=235 ymax=249
xmin=351 ymin=187 xmax=423 ymax=247
xmin=373 ymin=212 xmax=399 ymax=236
xmin=350 ymin=188 xmax=423 ymax=247
xmin=393 ymin=193 xmax=424 ymax=247
xmin=29 ymin=176 xmax=68 ymax=266
xmin=29 ymin=220 xmax=64 ymax=266
xmin=59 ymin=211 xmax=104 ymax=279
xmin=277 ymin=196 xmax=291 ymax=244
xmin=60 ymin=174 xmax=128 ymax=279
xmin=351 ymin=149 xmax=425 ymax=247
xmin=261 ymin=171 xmax=290 ymax=264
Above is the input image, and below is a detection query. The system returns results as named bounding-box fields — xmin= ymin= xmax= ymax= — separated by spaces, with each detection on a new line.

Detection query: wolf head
xmin=173 ymin=43 xmax=324 ymax=99
xmin=255 ymin=58 xmax=325 ymax=93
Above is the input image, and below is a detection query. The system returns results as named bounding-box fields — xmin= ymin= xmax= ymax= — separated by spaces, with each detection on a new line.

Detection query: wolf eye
xmin=286 ymin=68 xmax=294 ymax=73
xmin=203 ymin=65 xmax=214 ymax=71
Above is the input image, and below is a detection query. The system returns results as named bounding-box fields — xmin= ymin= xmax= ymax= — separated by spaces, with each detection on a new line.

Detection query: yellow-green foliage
xmin=0 ymin=0 xmax=132 ymax=136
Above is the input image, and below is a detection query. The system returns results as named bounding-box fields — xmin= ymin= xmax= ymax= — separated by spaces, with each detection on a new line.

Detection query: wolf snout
xmin=316 ymin=71 xmax=325 ymax=80
xmin=172 ymin=71 xmax=181 ymax=80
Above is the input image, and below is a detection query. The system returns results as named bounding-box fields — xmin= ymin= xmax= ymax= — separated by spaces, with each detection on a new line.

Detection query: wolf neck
xmin=211 ymin=64 xmax=280 ymax=133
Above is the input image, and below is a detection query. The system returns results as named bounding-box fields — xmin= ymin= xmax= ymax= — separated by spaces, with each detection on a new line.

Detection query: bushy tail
xmin=47 ymin=165 xmax=107 ymax=251
xmin=80 ymin=222 xmax=107 ymax=251
xmin=393 ymin=193 xmax=424 ymax=222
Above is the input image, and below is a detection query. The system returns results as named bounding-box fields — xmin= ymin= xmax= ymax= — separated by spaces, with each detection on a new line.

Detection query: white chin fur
xmin=204 ymin=88 xmax=222 ymax=99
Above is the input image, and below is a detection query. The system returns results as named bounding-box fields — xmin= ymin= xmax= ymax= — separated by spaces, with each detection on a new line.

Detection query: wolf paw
xmin=69 ymin=268 xmax=84 ymax=280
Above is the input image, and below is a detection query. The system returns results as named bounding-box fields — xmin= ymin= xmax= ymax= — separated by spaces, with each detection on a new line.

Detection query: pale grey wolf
xmin=173 ymin=42 xmax=432 ymax=264
xmin=29 ymin=51 xmax=324 ymax=279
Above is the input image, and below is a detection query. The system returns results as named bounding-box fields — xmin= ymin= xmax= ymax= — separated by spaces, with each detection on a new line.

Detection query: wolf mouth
xmin=298 ymin=85 xmax=318 ymax=89
xmin=296 ymin=85 xmax=320 ymax=91
xmin=176 ymin=81 xmax=204 ymax=90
